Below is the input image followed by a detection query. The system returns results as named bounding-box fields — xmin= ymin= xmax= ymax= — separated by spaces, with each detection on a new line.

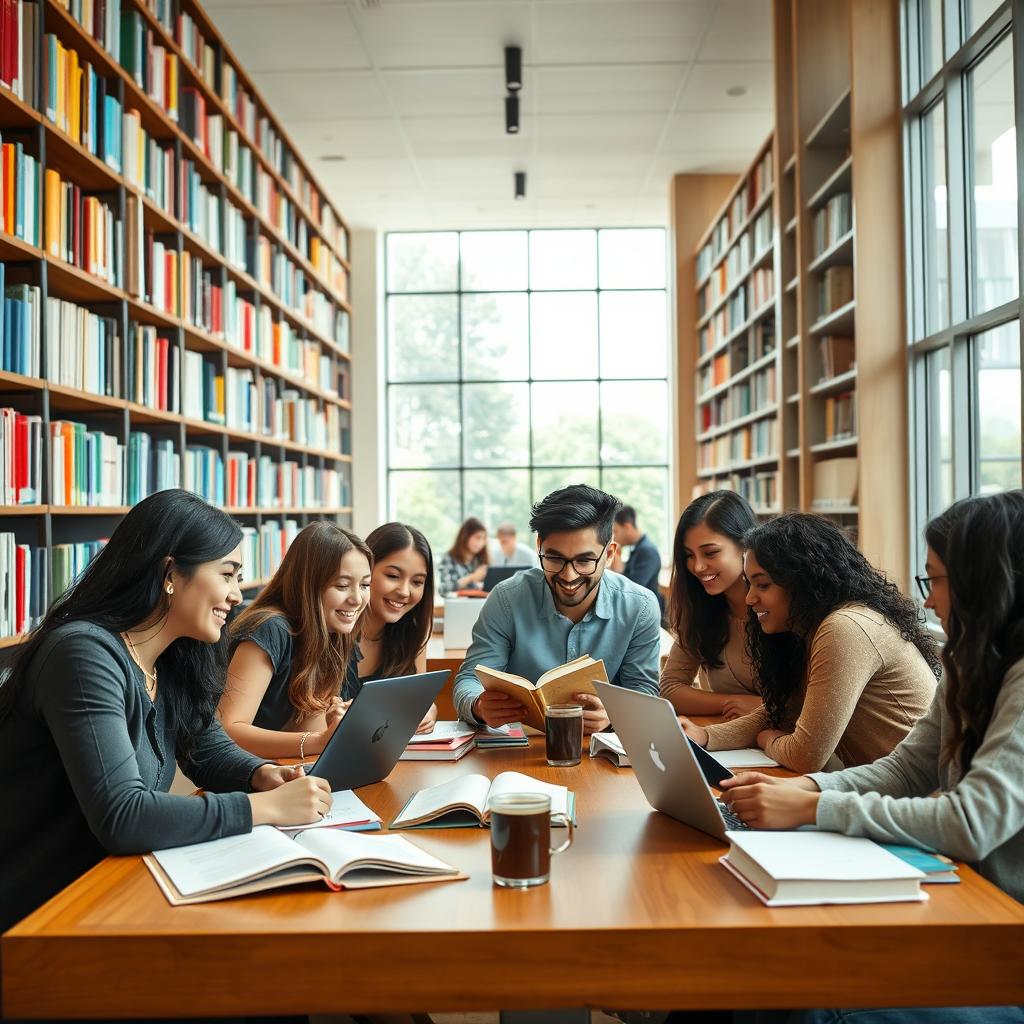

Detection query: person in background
xmin=0 ymin=490 xmax=330 ymax=934
xmin=611 ymin=504 xmax=665 ymax=614
xmin=453 ymin=484 xmax=660 ymax=734
xmin=661 ymin=490 xmax=763 ymax=719
xmin=719 ymin=490 xmax=1024 ymax=1024
xmin=348 ymin=522 xmax=438 ymax=733
xmin=491 ymin=522 xmax=539 ymax=567
xmin=681 ymin=513 xmax=939 ymax=773
xmin=219 ymin=522 xmax=373 ymax=761
xmin=437 ymin=516 xmax=490 ymax=596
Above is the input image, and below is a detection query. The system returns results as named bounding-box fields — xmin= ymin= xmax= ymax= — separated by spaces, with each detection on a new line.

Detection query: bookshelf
xmin=0 ymin=0 xmax=354 ymax=644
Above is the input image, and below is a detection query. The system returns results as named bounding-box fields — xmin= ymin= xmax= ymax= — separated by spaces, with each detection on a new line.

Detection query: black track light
xmin=505 ymin=46 xmax=522 ymax=92
xmin=505 ymin=94 xmax=520 ymax=134
xmin=514 ymin=172 xmax=526 ymax=200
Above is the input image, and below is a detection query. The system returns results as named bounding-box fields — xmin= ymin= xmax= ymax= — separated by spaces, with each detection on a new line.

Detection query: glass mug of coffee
xmin=489 ymin=792 xmax=574 ymax=888
xmin=545 ymin=703 xmax=584 ymax=766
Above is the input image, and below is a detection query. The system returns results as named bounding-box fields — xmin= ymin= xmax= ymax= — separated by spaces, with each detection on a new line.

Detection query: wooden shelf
xmin=785 ymin=275 xmax=799 ymax=293
xmin=786 ymin=447 xmax=801 ymax=459
xmin=49 ymin=506 xmax=132 ymax=515
xmin=753 ymin=505 xmax=781 ymax=516
xmin=785 ymin=334 xmax=800 ymax=350
xmin=0 ymin=633 xmax=29 ymax=649
xmin=784 ymin=153 xmax=797 ymax=175
xmin=808 ymin=231 xmax=854 ymax=274
xmin=811 ymin=503 xmax=859 ymax=515
xmin=0 ymin=504 xmax=47 ymax=515
xmin=785 ymin=216 xmax=798 ymax=234
xmin=810 ymin=436 xmax=859 ymax=454
xmin=697 ymin=297 xmax=777 ymax=369
xmin=806 ymin=88 xmax=852 ymax=149
xmin=809 ymin=368 xmax=858 ymax=396
xmin=809 ymin=300 xmax=856 ymax=336
xmin=786 ymin=392 xmax=800 ymax=405
xmin=696 ymin=452 xmax=779 ymax=478
xmin=697 ymin=403 xmax=779 ymax=443
xmin=697 ymin=349 xmax=777 ymax=404
xmin=808 ymin=155 xmax=853 ymax=210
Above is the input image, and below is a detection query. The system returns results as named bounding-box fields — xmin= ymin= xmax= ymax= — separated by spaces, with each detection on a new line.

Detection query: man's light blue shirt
xmin=452 ymin=566 xmax=661 ymax=722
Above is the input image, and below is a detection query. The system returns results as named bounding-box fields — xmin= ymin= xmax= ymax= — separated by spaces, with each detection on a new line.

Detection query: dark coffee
xmin=491 ymin=806 xmax=550 ymax=885
xmin=545 ymin=707 xmax=584 ymax=766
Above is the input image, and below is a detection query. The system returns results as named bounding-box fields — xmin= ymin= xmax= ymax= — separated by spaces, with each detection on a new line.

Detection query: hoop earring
xmin=166 ymin=585 xmax=174 ymax=596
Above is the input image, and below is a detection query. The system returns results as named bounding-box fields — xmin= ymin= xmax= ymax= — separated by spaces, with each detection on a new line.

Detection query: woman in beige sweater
xmin=661 ymin=491 xmax=763 ymax=719
xmin=682 ymin=513 xmax=940 ymax=773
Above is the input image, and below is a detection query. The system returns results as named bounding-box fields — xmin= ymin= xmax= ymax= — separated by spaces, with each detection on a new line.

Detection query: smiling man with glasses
xmin=453 ymin=484 xmax=661 ymax=733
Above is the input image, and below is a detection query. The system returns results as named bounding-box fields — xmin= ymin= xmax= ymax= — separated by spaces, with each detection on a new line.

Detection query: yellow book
xmin=166 ymin=54 xmax=179 ymax=120
xmin=44 ymin=168 xmax=61 ymax=256
xmin=68 ymin=49 xmax=81 ymax=141
xmin=214 ymin=375 xmax=225 ymax=422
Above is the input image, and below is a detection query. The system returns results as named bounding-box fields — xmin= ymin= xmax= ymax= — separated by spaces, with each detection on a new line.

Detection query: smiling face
xmin=743 ymin=549 xmax=792 ymax=634
xmin=321 ymin=549 xmax=372 ymax=635
xmin=369 ymin=544 xmax=428 ymax=625
xmin=538 ymin=527 xmax=614 ymax=612
xmin=167 ymin=545 xmax=244 ymax=643
xmin=683 ymin=522 xmax=745 ymax=597
xmin=923 ymin=544 xmax=951 ymax=633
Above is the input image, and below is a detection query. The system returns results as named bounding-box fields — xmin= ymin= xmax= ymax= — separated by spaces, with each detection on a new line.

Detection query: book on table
xmin=590 ymin=731 xmax=630 ymax=766
xmin=276 ymin=790 xmax=381 ymax=833
xmin=709 ymin=748 xmax=779 ymax=769
xmin=475 ymin=724 xmax=529 ymax=749
xmin=399 ymin=720 xmax=477 ymax=761
xmin=720 ymin=831 xmax=928 ymax=906
xmin=145 ymin=826 xmax=466 ymax=905
xmin=391 ymin=770 xmax=574 ymax=829
xmin=474 ymin=655 xmax=608 ymax=731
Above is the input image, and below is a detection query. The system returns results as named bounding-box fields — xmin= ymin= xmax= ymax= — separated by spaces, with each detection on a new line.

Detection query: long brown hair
xmin=366 ymin=523 xmax=434 ymax=678
xmin=230 ymin=522 xmax=372 ymax=715
xmin=448 ymin=516 xmax=490 ymax=565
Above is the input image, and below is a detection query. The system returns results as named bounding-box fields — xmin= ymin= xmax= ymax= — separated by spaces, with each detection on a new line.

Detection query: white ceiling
xmin=203 ymin=0 xmax=773 ymax=231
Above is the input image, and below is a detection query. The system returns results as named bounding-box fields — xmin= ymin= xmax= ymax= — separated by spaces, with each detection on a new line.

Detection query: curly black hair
xmin=744 ymin=513 xmax=941 ymax=728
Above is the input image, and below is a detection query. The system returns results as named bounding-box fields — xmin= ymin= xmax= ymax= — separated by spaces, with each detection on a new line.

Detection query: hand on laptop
xmin=718 ymin=772 xmax=821 ymax=829
xmin=721 ymin=694 xmax=763 ymax=720
xmin=677 ymin=715 xmax=710 ymax=748
xmin=315 ymin=697 xmax=352 ymax=751
xmin=416 ymin=702 xmax=439 ymax=734
xmin=473 ymin=691 xmax=527 ymax=728
xmin=575 ymin=692 xmax=609 ymax=734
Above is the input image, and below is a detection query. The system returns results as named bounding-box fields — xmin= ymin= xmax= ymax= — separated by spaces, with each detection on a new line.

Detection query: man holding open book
xmin=453 ymin=485 xmax=661 ymax=734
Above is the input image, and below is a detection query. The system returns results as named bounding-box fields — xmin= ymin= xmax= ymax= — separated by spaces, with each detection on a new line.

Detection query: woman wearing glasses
xmin=680 ymin=513 xmax=939 ymax=773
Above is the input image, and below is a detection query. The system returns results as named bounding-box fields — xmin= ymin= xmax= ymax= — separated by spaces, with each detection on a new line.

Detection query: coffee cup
xmin=489 ymin=792 xmax=573 ymax=888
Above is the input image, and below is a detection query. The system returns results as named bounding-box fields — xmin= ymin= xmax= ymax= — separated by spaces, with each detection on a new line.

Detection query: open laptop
xmin=594 ymin=680 xmax=750 ymax=841
xmin=483 ymin=564 xmax=524 ymax=590
xmin=444 ymin=597 xmax=486 ymax=648
xmin=306 ymin=670 xmax=449 ymax=790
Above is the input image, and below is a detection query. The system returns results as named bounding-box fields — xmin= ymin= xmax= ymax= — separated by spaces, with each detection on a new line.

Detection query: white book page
xmin=713 ymin=748 xmax=779 ymax=769
xmin=406 ymin=721 xmax=478 ymax=744
xmin=395 ymin=773 xmax=492 ymax=824
xmin=486 ymin=771 xmax=569 ymax=817
xmin=151 ymin=826 xmax=308 ymax=897
xmin=295 ymin=829 xmax=455 ymax=877
xmin=592 ymin=732 xmax=626 ymax=756
xmin=278 ymin=790 xmax=382 ymax=833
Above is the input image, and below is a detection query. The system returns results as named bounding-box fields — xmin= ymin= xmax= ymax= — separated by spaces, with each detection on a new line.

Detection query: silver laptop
xmin=594 ymin=681 xmax=750 ymax=841
xmin=307 ymin=670 xmax=449 ymax=790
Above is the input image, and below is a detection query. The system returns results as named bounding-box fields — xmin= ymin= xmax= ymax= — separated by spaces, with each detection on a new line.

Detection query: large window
xmin=903 ymin=0 xmax=1022 ymax=583
xmin=385 ymin=229 xmax=670 ymax=562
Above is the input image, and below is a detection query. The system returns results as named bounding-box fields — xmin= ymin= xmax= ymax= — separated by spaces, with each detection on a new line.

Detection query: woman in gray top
xmin=0 ymin=490 xmax=332 ymax=933
xmin=718 ymin=490 xmax=1024 ymax=1024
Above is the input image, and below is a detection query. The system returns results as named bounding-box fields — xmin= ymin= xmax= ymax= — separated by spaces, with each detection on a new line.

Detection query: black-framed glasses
xmin=539 ymin=545 xmax=607 ymax=577
xmin=915 ymin=574 xmax=947 ymax=599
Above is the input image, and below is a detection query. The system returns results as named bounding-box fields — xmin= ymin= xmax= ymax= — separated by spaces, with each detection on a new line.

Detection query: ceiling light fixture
xmin=320 ymin=154 xmax=347 ymax=162
xmin=505 ymin=46 xmax=522 ymax=92
xmin=515 ymin=171 xmax=526 ymax=200
xmin=505 ymin=94 xmax=520 ymax=134
xmin=726 ymin=85 xmax=748 ymax=97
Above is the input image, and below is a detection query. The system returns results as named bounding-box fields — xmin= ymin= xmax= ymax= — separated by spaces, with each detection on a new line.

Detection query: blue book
xmin=2 ymin=298 xmax=11 ymax=373
xmin=878 ymin=843 xmax=960 ymax=883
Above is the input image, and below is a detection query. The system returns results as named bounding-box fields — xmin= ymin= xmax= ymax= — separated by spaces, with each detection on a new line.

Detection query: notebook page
xmin=487 ymin=771 xmax=569 ymax=817
xmin=295 ymin=829 xmax=456 ymax=876
xmin=396 ymin=772 xmax=492 ymax=823
xmin=278 ymin=790 xmax=382 ymax=832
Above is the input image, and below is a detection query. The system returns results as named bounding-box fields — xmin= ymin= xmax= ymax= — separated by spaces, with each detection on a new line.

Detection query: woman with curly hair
xmin=681 ymin=513 xmax=939 ymax=773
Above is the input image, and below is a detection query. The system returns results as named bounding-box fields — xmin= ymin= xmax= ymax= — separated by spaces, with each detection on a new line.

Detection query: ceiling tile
xmin=678 ymin=61 xmax=775 ymax=112
xmin=698 ymin=0 xmax=775 ymax=60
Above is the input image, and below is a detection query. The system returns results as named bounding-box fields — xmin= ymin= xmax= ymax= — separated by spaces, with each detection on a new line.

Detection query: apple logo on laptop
xmin=371 ymin=720 xmax=390 ymax=744
xmin=649 ymin=742 xmax=666 ymax=772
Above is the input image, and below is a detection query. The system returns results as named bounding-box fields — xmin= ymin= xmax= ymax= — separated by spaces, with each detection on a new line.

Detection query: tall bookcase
xmin=0 ymin=0 xmax=354 ymax=647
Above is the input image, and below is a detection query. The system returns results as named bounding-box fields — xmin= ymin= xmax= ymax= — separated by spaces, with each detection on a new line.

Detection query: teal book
xmin=878 ymin=843 xmax=960 ymax=883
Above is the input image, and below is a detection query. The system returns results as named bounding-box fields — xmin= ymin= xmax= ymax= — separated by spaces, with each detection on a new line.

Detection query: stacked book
xmin=475 ymin=725 xmax=528 ymax=750
xmin=400 ymin=722 xmax=478 ymax=762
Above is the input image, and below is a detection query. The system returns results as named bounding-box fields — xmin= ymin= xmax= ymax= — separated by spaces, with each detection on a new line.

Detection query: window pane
xmin=462 ymin=383 xmax=529 ymax=466
xmin=919 ymin=0 xmax=944 ymax=84
xmin=529 ymin=230 xmax=597 ymax=290
xmin=974 ymin=320 xmax=1022 ymax=494
xmin=387 ymin=295 xmax=459 ymax=382
xmin=464 ymin=469 xmax=531 ymax=538
xmin=598 ymin=229 xmax=666 ymax=289
xmin=921 ymin=101 xmax=949 ymax=336
xmin=531 ymin=382 xmax=599 ymax=466
xmin=969 ymin=34 xmax=1018 ymax=315
xmin=389 ymin=384 xmax=461 ymax=468
xmin=460 ymin=231 xmax=528 ymax=291
xmin=968 ymin=0 xmax=1003 ymax=34
xmin=390 ymin=470 xmax=461 ymax=560
xmin=530 ymin=292 xmax=599 ymax=379
xmin=600 ymin=381 xmax=669 ymax=464
xmin=462 ymin=293 xmax=529 ymax=381
xmin=925 ymin=345 xmax=953 ymax=516
xmin=532 ymin=467 xmax=601 ymax=503
xmin=600 ymin=291 xmax=668 ymax=378
xmin=601 ymin=466 xmax=670 ymax=561
xmin=386 ymin=232 xmax=458 ymax=292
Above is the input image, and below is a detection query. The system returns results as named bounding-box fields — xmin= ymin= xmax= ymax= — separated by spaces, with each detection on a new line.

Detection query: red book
xmin=14 ymin=411 xmax=27 ymax=502
xmin=228 ymin=458 xmax=238 ymax=506
xmin=164 ymin=251 xmax=173 ymax=311
xmin=15 ymin=544 xmax=25 ymax=635
xmin=156 ymin=336 xmax=168 ymax=410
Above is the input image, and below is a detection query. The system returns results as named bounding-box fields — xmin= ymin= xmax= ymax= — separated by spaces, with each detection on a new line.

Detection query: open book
xmin=590 ymin=731 xmax=630 ymax=766
xmin=145 ymin=826 xmax=465 ymax=905
xmin=475 ymin=655 xmax=608 ymax=731
xmin=721 ymin=831 xmax=927 ymax=907
xmin=391 ymin=771 xmax=574 ymax=829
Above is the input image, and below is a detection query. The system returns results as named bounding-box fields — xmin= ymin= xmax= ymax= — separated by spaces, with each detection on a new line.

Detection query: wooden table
xmin=5 ymin=743 xmax=1024 ymax=1019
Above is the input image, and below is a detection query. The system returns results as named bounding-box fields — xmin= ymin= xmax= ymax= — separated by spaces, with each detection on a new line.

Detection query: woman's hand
xmin=250 ymin=763 xmax=305 ymax=791
xmin=678 ymin=715 xmax=710 ymax=748
xmin=721 ymin=695 xmax=763 ymax=720
xmin=415 ymin=703 xmax=439 ymax=734
xmin=718 ymin=772 xmax=820 ymax=829
xmin=314 ymin=698 xmax=351 ymax=751
xmin=249 ymin=775 xmax=333 ymax=826
xmin=756 ymin=727 xmax=786 ymax=750
xmin=468 ymin=564 xmax=488 ymax=584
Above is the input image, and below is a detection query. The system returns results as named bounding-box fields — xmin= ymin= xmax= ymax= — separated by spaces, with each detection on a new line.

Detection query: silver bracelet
xmin=299 ymin=730 xmax=310 ymax=761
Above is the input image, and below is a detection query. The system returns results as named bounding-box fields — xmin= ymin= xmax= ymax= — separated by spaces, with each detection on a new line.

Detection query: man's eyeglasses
xmin=915 ymin=574 xmax=947 ymax=600
xmin=539 ymin=545 xmax=607 ymax=577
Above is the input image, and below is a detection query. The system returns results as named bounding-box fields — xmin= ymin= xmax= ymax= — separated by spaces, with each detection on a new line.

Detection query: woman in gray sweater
xmin=0 ymin=490 xmax=332 ymax=933
xmin=719 ymin=490 xmax=1024 ymax=1024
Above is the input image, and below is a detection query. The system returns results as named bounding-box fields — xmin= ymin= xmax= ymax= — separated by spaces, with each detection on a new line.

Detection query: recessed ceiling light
xmin=320 ymin=154 xmax=347 ymax=162
xmin=726 ymin=85 xmax=748 ymax=97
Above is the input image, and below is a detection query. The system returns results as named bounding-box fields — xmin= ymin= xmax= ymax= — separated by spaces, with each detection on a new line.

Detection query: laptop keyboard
xmin=716 ymin=798 xmax=750 ymax=831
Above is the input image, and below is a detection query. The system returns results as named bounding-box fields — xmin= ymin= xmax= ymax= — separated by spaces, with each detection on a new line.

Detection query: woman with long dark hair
xmin=717 ymin=491 xmax=1024 ymax=1024
xmin=436 ymin=516 xmax=490 ymax=595
xmin=347 ymin=523 xmax=438 ymax=733
xmin=682 ymin=513 xmax=939 ymax=773
xmin=0 ymin=490 xmax=331 ymax=933
xmin=661 ymin=491 xmax=762 ymax=719
xmin=220 ymin=521 xmax=373 ymax=760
